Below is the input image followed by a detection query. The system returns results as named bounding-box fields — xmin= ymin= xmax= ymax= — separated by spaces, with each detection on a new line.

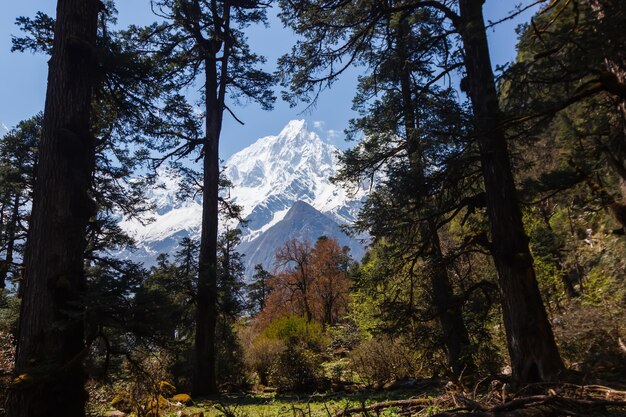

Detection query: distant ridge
xmin=237 ymin=200 xmax=365 ymax=277
xmin=118 ymin=120 xmax=368 ymax=276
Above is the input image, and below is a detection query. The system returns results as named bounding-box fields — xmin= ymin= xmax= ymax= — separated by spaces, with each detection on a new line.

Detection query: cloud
xmin=1 ymin=123 xmax=9 ymax=134
xmin=310 ymin=120 xmax=345 ymax=145
xmin=326 ymin=129 xmax=340 ymax=139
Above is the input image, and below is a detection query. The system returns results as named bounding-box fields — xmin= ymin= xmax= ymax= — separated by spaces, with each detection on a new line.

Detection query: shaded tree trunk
xmin=6 ymin=0 xmax=99 ymax=415
xmin=457 ymin=0 xmax=564 ymax=385
xmin=193 ymin=58 xmax=221 ymax=396
xmin=396 ymin=18 xmax=474 ymax=376
xmin=588 ymin=0 xmax=626 ymax=199
xmin=426 ymin=227 xmax=475 ymax=377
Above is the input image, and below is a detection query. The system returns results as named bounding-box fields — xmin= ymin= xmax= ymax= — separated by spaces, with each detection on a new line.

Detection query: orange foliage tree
xmin=259 ymin=237 xmax=352 ymax=326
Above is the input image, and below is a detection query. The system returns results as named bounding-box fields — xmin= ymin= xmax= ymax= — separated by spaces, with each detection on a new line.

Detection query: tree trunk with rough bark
xmin=589 ymin=0 xmax=626 ymax=199
xmin=6 ymin=0 xmax=99 ymax=416
xmin=425 ymin=226 xmax=475 ymax=376
xmin=193 ymin=58 xmax=221 ymax=396
xmin=457 ymin=0 xmax=564 ymax=385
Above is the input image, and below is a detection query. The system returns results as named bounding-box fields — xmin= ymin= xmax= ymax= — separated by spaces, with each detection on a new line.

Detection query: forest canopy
xmin=0 ymin=1 xmax=625 ymax=417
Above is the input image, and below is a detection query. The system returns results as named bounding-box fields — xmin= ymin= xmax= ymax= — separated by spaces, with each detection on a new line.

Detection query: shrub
xmin=244 ymin=335 xmax=285 ymax=386
xmin=349 ymin=336 xmax=421 ymax=385
xmin=553 ymin=303 xmax=626 ymax=373
xmin=243 ymin=315 xmax=328 ymax=391
xmin=262 ymin=315 xmax=327 ymax=350
xmin=89 ymin=350 xmax=177 ymax=417
xmin=0 ymin=330 xmax=15 ymax=406
xmin=268 ymin=342 xmax=323 ymax=392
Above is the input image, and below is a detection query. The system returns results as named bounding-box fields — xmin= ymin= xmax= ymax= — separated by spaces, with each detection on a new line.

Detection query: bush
xmin=0 ymin=330 xmax=15 ymax=408
xmin=269 ymin=342 xmax=323 ymax=392
xmin=553 ymin=304 xmax=626 ymax=374
xmin=88 ymin=350 xmax=178 ymax=417
xmin=244 ymin=335 xmax=285 ymax=386
xmin=243 ymin=315 xmax=328 ymax=391
xmin=349 ymin=336 xmax=421 ymax=385
xmin=263 ymin=315 xmax=327 ymax=350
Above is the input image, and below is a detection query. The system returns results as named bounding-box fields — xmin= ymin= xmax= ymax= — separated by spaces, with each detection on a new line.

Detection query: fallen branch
xmin=332 ymin=398 xmax=434 ymax=417
xmin=333 ymin=393 xmax=626 ymax=417
xmin=431 ymin=395 xmax=626 ymax=417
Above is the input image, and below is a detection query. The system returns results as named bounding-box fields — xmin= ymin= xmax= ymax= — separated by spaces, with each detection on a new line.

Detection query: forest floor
xmin=125 ymin=378 xmax=626 ymax=417
xmin=183 ymin=387 xmax=434 ymax=417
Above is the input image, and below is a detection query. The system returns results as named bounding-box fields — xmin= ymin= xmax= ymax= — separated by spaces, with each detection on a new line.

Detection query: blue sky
xmin=0 ymin=1 xmax=538 ymax=159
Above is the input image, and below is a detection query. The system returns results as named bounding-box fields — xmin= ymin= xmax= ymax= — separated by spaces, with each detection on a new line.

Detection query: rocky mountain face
xmin=118 ymin=120 xmax=368 ymax=277
xmin=237 ymin=201 xmax=365 ymax=278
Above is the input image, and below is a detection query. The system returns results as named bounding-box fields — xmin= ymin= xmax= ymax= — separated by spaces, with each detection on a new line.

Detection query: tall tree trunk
xmin=426 ymin=227 xmax=475 ymax=376
xmin=193 ymin=59 xmax=221 ymax=396
xmin=588 ymin=0 xmax=626 ymax=199
xmin=6 ymin=0 xmax=99 ymax=416
xmin=0 ymin=194 xmax=20 ymax=287
xmin=396 ymin=18 xmax=474 ymax=376
xmin=457 ymin=0 xmax=564 ymax=385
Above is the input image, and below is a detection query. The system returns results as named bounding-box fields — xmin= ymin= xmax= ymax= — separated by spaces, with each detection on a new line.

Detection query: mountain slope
xmin=224 ymin=119 xmax=367 ymax=241
xmin=238 ymin=200 xmax=365 ymax=277
xmin=118 ymin=120 xmax=368 ymax=272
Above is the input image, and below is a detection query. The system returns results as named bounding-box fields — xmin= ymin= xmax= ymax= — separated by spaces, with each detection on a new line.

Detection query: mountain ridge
xmin=118 ymin=120 xmax=368 ymax=274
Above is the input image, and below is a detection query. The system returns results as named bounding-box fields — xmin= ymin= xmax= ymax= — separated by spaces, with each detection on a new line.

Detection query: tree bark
xmin=6 ymin=0 xmax=99 ymax=416
xmin=193 ymin=58 xmax=221 ymax=396
xmin=586 ymin=0 xmax=626 ymax=199
xmin=426 ymin=227 xmax=475 ymax=376
xmin=457 ymin=0 xmax=564 ymax=385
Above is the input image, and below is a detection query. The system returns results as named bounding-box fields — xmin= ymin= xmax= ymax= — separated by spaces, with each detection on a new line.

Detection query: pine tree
xmin=0 ymin=116 xmax=39 ymax=288
xmin=278 ymin=0 xmax=564 ymax=384
xmin=247 ymin=264 xmax=272 ymax=316
xmin=142 ymin=0 xmax=276 ymax=394
xmin=6 ymin=0 xmax=100 ymax=415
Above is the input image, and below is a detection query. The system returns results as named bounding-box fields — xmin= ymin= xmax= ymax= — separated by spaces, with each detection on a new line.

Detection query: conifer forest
xmin=1 ymin=1 xmax=626 ymax=416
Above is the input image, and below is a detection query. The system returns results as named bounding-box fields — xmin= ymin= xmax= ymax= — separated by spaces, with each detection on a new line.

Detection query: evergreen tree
xmin=216 ymin=229 xmax=247 ymax=385
xmin=332 ymin=10 xmax=477 ymax=376
xmin=6 ymin=0 xmax=100 ymax=415
xmin=247 ymin=264 xmax=272 ymax=316
xmin=0 ymin=116 xmax=39 ymax=288
xmin=278 ymin=0 xmax=564 ymax=384
xmin=141 ymin=0 xmax=276 ymax=394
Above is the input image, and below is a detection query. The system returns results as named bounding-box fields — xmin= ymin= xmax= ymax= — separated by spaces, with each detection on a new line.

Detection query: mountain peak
xmin=284 ymin=200 xmax=317 ymax=219
xmin=278 ymin=119 xmax=307 ymax=138
xmin=119 ymin=119 xmax=368 ymax=269
xmin=223 ymin=120 xmax=366 ymax=242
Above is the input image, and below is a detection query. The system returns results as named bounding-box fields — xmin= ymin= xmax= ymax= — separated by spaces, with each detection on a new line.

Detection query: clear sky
xmin=0 ymin=1 xmax=539 ymax=159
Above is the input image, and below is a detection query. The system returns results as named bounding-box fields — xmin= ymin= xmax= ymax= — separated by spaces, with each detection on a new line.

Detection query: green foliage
xmin=242 ymin=315 xmax=328 ymax=391
xmin=246 ymin=264 xmax=272 ymax=316
xmin=349 ymin=336 xmax=421 ymax=385
xmin=262 ymin=315 xmax=327 ymax=350
xmin=269 ymin=343 xmax=324 ymax=393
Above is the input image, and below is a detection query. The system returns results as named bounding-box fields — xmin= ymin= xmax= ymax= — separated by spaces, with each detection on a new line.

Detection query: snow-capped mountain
xmin=118 ymin=120 xmax=368 ymax=273
xmin=238 ymin=201 xmax=366 ymax=278
xmin=225 ymin=119 xmax=367 ymax=242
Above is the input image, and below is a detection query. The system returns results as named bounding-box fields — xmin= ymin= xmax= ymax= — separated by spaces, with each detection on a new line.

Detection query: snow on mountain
xmin=225 ymin=119 xmax=367 ymax=241
xmin=118 ymin=120 xmax=368 ymax=268
xmin=238 ymin=201 xmax=366 ymax=278
xmin=118 ymin=168 xmax=203 ymax=248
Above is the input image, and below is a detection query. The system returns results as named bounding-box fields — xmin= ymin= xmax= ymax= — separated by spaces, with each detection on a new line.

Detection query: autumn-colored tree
xmin=310 ymin=237 xmax=351 ymax=326
xmin=260 ymin=237 xmax=352 ymax=326
xmin=273 ymin=239 xmax=315 ymax=323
